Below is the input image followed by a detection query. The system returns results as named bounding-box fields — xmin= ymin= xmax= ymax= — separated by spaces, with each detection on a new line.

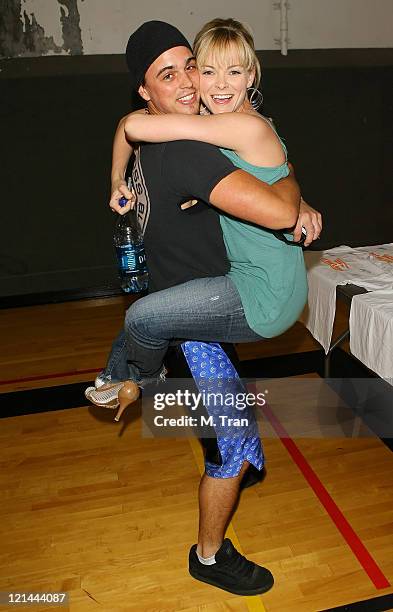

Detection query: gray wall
xmin=2 ymin=0 xmax=393 ymax=59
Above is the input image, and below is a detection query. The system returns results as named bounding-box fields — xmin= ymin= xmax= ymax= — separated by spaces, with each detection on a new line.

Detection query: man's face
xmin=138 ymin=46 xmax=200 ymax=115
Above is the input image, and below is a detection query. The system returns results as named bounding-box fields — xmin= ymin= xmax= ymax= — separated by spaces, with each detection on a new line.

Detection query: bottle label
xmin=115 ymin=244 xmax=148 ymax=274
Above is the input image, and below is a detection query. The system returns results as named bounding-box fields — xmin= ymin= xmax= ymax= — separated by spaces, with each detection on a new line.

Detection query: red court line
xmin=0 ymin=368 xmax=102 ymax=386
xmin=250 ymin=386 xmax=390 ymax=590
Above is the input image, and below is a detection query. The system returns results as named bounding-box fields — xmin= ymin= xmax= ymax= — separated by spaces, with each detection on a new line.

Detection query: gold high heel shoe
xmin=115 ymin=381 xmax=140 ymax=421
xmin=84 ymin=380 xmax=140 ymax=421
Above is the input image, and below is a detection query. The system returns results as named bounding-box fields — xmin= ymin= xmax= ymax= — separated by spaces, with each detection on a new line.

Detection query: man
xmin=88 ymin=21 xmax=322 ymax=596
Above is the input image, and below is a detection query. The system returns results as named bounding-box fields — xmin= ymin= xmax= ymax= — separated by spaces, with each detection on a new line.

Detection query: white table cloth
xmin=303 ymin=244 xmax=393 ymax=381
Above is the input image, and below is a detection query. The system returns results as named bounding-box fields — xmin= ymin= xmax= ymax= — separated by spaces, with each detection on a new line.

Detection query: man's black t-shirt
xmin=131 ymin=140 xmax=236 ymax=292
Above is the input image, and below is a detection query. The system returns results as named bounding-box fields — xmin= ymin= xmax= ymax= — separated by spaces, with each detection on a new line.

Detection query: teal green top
xmin=220 ymin=137 xmax=308 ymax=338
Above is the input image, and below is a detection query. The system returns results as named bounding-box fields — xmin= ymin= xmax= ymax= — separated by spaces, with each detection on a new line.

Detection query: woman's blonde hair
xmin=193 ymin=18 xmax=261 ymax=87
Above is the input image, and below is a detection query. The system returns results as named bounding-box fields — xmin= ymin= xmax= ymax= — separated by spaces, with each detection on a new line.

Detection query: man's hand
xmin=109 ymin=179 xmax=136 ymax=215
xmin=292 ymin=197 xmax=322 ymax=246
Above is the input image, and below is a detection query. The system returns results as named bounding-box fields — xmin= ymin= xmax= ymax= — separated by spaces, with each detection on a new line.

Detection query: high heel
xmin=114 ymin=381 xmax=140 ymax=421
xmin=85 ymin=380 xmax=140 ymax=421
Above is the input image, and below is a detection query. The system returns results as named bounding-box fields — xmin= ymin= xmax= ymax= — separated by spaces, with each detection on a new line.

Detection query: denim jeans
xmin=100 ymin=276 xmax=262 ymax=386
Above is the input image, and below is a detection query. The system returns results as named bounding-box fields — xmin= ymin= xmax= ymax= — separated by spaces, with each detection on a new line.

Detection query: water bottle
xmin=114 ymin=197 xmax=148 ymax=293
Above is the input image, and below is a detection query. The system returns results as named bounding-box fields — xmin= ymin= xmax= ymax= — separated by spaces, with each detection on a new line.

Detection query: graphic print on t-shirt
xmin=131 ymin=147 xmax=150 ymax=235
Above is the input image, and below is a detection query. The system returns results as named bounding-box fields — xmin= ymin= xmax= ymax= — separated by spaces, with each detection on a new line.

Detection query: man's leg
xmin=181 ymin=339 xmax=270 ymax=595
xmin=189 ymin=456 xmax=273 ymax=596
xmin=198 ymin=462 xmax=249 ymax=557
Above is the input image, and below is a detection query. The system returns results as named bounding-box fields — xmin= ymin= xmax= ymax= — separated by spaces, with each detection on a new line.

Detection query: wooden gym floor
xmin=0 ymin=296 xmax=392 ymax=612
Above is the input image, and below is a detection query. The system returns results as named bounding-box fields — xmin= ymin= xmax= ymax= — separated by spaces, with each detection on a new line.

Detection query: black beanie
xmin=126 ymin=21 xmax=192 ymax=92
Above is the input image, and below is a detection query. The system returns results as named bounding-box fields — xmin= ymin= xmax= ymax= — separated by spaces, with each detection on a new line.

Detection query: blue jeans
xmin=100 ymin=276 xmax=262 ymax=386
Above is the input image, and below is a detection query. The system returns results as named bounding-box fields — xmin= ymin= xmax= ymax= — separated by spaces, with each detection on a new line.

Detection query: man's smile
xmin=177 ymin=92 xmax=198 ymax=104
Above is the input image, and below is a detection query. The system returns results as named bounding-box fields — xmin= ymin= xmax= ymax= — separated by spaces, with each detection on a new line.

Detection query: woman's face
xmin=198 ymin=45 xmax=255 ymax=114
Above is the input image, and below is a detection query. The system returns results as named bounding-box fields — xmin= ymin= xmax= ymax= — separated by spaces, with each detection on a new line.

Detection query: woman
xmin=86 ymin=18 xmax=315 ymax=420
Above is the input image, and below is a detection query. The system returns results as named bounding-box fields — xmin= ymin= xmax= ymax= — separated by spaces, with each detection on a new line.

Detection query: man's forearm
xmin=210 ymin=169 xmax=300 ymax=229
xmin=269 ymin=171 xmax=301 ymax=227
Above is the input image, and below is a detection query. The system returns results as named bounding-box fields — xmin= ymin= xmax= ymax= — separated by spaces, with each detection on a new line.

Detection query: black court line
xmin=0 ymin=351 xmax=323 ymax=419
xmin=0 ymin=381 xmax=94 ymax=418
xmin=320 ymin=592 xmax=393 ymax=611
xmin=239 ymin=348 xmax=325 ymax=378
xmin=0 ymin=284 xmax=127 ymax=309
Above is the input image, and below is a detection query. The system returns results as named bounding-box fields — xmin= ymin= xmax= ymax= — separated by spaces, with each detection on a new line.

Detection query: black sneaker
xmin=189 ymin=538 xmax=274 ymax=596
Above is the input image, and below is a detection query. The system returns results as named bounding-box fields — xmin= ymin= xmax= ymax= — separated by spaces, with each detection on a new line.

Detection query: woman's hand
xmin=292 ymin=197 xmax=322 ymax=246
xmin=109 ymin=179 xmax=136 ymax=215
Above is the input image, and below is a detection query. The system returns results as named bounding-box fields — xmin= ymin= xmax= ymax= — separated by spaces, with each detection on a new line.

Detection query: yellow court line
xmin=188 ymin=435 xmax=267 ymax=612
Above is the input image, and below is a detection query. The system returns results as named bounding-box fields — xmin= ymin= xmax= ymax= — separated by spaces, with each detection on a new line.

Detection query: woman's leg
xmin=124 ymin=276 xmax=261 ymax=384
xmin=95 ymin=329 xmax=140 ymax=385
